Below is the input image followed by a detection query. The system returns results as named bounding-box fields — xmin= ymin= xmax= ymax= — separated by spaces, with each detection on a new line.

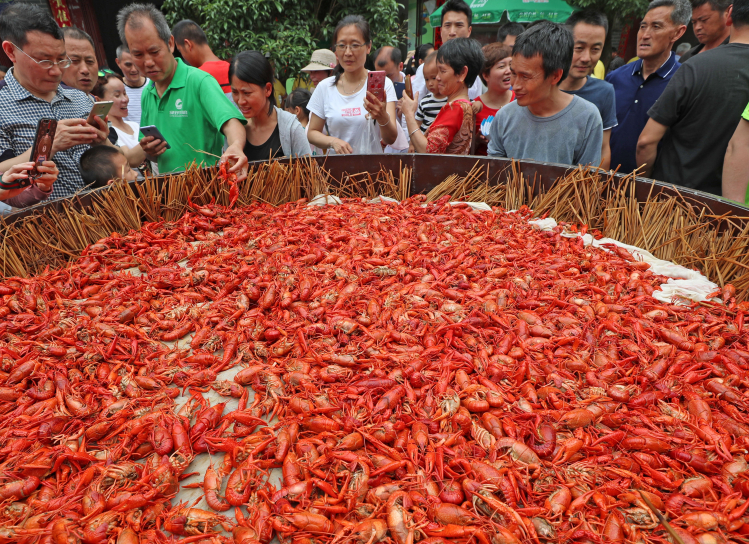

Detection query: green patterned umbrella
xmin=430 ymin=0 xmax=575 ymax=27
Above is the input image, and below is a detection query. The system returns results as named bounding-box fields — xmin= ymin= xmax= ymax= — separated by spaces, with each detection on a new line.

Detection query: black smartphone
xmin=140 ymin=125 xmax=171 ymax=149
xmin=30 ymin=118 xmax=57 ymax=181
xmin=0 ymin=118 xmax=58 ymax=190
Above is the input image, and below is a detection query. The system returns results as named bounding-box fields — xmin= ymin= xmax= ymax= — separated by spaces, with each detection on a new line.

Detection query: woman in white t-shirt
xmin=94 ymin=74 xmax=145 ymax=171
xmin=307 ymin=16 xmax=398 ymax=154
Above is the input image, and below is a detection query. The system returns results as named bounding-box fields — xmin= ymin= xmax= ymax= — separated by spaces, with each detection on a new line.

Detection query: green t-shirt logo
xmin=175 ymin=99 xmax=183 ymax=110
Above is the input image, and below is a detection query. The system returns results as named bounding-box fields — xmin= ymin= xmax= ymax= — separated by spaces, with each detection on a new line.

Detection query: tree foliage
xmin=566 ymin=0 xmax=650 ymax=21
xmin=162 ymin=0 xmax=403 ymax=81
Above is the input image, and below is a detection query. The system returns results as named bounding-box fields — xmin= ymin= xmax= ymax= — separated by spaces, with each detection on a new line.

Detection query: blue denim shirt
xmin=606 ymin=52 xmax=680 ymax=174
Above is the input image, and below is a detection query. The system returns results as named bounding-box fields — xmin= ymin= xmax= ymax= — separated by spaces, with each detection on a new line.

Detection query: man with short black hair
xmin=117 ymin=3 xmax=247 ymax=177
xmin=497 ymin=22 xmax=525 ymax=47
xmin=488 ymin=21 xmax=603 ymax=166
xmin=115 ymin=44 xmax=149 ymax=125
xmin=80 ymin=145 xmax=137 ymax=188
xmin=561 ymin=10 xmax=617 ymax=169
xmin=0 ymin=4 xmax=110 ymax=199
xmin=172 ymin=19 xmax=231 ymax=100
xmin=637 ymin=0 xmax=749 ymax=195
xmin=606 ymin=0 xmax=689 ymax=174
xmin=61 ymin=27 xmax=98 ymax=97
xmin=679 ymin=0 xmax=732 ymax=61
xmin=413 ymin=0 xmax=483 ymax=100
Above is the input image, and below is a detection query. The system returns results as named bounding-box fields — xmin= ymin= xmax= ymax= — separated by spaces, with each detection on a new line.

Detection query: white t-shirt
xmin=112 ymin=120 xmax=141 ymax=150
xmin=308 ymin=74 xmax=397 ymax=155
xmin=123 ymin=77 xmax=150 ymax=126
xmin=411 ymin=62 xmax=482 ymax=102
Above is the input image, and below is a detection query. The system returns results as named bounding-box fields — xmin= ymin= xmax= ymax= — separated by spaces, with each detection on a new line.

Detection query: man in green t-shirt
xmin=117 ymin=4 xmax=247 ymax=177
xmin=723 ymin=101 xmax=749 ymax=206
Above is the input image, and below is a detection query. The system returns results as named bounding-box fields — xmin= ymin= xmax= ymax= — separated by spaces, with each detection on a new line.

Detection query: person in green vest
xmin=117 ymin=4 xmax=248 ymax=178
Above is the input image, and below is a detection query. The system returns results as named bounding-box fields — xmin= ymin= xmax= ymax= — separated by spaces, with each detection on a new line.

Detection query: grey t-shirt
xmin=487 ymin=95 xmax=603 ymax=166
xmin=562 ymin=77 xmax=618 ymax=130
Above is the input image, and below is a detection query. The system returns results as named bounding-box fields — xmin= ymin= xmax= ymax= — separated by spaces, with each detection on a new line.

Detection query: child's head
xmin=80 ymin=146 xmax=137 ymax=188
xmin=422 ymin=51 xmax=441 ymax=97
xmin=285 ymin=88 xmax=312 ymax=123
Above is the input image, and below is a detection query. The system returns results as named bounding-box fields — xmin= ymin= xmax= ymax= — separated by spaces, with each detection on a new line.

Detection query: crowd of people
xmin=0 ymin=0 xmax=747 ymax=211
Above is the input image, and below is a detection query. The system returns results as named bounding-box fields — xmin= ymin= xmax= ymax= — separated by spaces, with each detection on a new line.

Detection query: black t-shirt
xmin=648 ymin=43 xmax=749 ymax=196
xmin=678 ymin=36 xmax=730 ymax=64
xmin=243 ymin=124 xmax=282 ymax=162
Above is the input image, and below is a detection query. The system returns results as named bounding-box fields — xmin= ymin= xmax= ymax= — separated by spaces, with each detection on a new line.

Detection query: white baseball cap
xmin=301 ymin=49 xmax=338 ymax=72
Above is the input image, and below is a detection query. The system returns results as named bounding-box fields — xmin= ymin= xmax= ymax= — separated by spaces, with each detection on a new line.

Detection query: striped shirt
xmin=415 ymin=93 xmax=448 ymax=133
xmin=0 ymin=68 xmax=94 ymax=200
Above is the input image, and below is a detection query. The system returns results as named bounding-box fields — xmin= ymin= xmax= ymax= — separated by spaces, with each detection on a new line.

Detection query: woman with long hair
xmin=307 ymin=15 xmax=398 ymax=154
xmin=229 ymin=51 xmax=311 ymax=161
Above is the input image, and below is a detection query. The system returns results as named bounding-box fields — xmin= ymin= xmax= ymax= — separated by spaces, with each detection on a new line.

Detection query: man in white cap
xmin=301 ymin=49 xmax=337 ymax=88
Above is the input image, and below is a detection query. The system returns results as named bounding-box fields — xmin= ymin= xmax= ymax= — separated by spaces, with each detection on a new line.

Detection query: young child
xmin=285 ymin=88 xmax=311 ymax=128
xmin=414 ymin=51 xmax=448 ymax=134
xmin=287 ymin=88 xmax=326 ymax=156
xmin=80 ymin=146 xmax=138 ymax=189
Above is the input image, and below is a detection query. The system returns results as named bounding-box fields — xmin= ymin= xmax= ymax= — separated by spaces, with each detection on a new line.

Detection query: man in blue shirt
xmin=560 ymin=10 xmax=618 ymax=169
xmin=606 ymin=0 xmax=690 ymax=175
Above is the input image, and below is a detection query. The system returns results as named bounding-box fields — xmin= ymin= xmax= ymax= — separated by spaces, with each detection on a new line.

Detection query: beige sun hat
xmin=301 ymin=49 xmax=338 ymax=72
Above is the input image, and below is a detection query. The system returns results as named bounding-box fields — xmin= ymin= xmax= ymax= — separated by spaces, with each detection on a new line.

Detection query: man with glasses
xmin=0 ymin=3 xmax=110 ymax=200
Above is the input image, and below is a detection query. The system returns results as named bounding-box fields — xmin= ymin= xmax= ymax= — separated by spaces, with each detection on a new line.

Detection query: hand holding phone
xmin=30 ymin=118 xmax=57 ymax=182
xmin=140 ymin=125 xmax=171 ymax=150
xmin=367 ymin=71 xmax=386 ymax=104
xmin=86 ymin=101 xmax=113 ymax=125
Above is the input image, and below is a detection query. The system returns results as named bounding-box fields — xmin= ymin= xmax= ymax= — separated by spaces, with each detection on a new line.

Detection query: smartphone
xmin=393 ymin=81 xmax=405 ymax=100
xmin=86 ymin=101 xmax=113 ymax=125
xmin=30 ymin=118 xmax=57 ymax=182
xmin=367 ymin=70 xmax=386 ymax=103
xmin=405 ymin=75 xmax=413 ymax=100
xmin=140 ymin=125 xmax=171 ymax=149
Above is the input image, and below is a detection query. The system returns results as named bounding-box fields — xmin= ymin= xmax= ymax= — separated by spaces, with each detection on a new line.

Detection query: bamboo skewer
xmin=1 ymin=159 xmax=748 ymax=300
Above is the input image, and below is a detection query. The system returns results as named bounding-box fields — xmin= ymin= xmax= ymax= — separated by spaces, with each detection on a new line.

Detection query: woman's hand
xmin=220 ymin=144 xmax=249 ymax=181
xmin=1 ymin=162 xmax=34 ymax=189
xmin=363 ymin=92 xmax=389 ymax=125
xmin=401 ymin=91 xmax=419 ymax=119
xmin=330 ymin=138 xmax=353 ymax=155
xmin=34 ymin=161 xmax=59 ymax=192
xmin=0 ymin=161 xmax=57 ymax=200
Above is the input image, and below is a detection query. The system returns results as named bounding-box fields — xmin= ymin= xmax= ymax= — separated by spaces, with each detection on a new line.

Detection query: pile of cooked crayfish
xmin=0 ymin=193 xmax=747 ymax=544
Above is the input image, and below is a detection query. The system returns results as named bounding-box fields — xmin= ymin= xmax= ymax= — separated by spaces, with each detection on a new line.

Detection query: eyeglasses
xmin=11 ymin=42 xmax=72 ymax=70
xmin=332 ymin=43 xmax=368 ymax=53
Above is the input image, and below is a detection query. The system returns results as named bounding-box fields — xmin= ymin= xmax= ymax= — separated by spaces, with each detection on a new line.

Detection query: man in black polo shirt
xmin=679 ymin=0 xmax=732 ymax=62
xmin=637 ymin=0 xmax=749 ymax=196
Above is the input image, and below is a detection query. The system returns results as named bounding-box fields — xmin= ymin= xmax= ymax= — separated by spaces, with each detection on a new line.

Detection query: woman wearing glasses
xmin=307 ymin=16 xmax=398 ymax=154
